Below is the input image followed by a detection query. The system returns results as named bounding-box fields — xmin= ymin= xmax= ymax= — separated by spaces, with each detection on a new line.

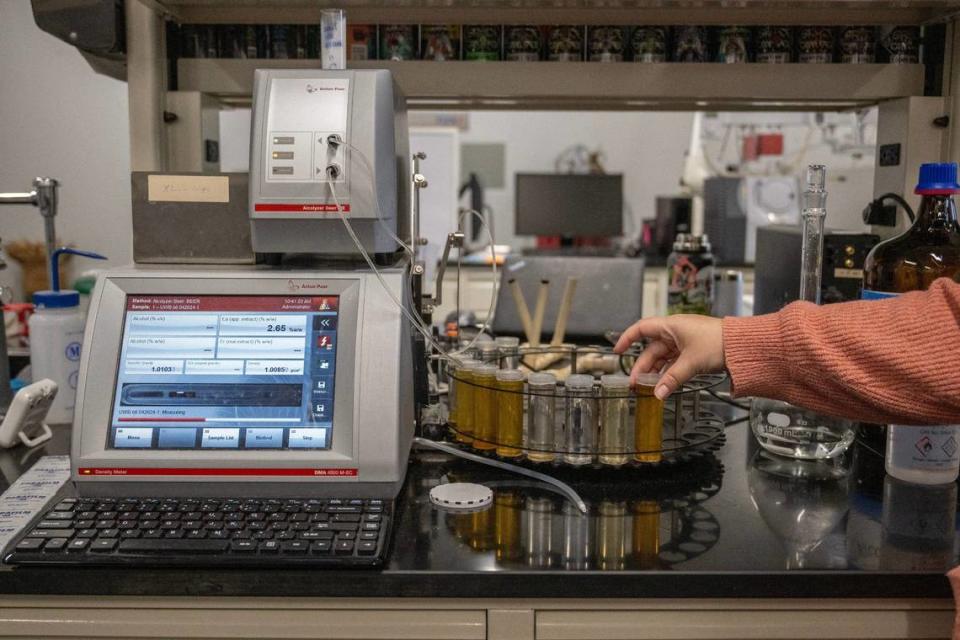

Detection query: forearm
xmin=722 ymin=278 xmax=960 ymax=425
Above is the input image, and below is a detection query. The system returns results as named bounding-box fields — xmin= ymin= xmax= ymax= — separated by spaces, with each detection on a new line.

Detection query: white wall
xmin=0 ymin=0 xmax=132 ymax=301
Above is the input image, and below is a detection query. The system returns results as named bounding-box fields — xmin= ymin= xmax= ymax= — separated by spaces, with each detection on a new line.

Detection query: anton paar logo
xmin=287 ymin=279 xmax=327 ymax=292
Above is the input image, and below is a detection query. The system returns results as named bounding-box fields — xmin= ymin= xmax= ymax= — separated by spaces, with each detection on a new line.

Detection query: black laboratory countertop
xmin=0 ymin=413 xmax=957 ymax=600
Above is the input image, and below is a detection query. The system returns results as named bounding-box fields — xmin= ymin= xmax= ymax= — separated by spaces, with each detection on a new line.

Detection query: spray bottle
xmin=29 ymin=247 xmax=106 ymax=424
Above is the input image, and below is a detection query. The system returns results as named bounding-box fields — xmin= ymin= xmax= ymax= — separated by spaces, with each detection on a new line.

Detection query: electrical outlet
xmin=879 ymin=143 xmax=901 ymax=167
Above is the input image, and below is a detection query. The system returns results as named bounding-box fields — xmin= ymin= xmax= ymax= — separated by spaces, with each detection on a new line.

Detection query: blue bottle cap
xmin=33 ymin=290 xmax=80 ymax=308
xmin=915 ymin=162 xmax=960 ymax=194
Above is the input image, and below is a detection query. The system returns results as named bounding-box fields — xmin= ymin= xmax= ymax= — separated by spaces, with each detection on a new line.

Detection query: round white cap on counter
xmin=429 ymin=483 xmax=493 ymax=511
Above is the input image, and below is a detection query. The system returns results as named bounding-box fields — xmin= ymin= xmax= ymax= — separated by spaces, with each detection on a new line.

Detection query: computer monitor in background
xmin=515 ymin=173 xmax=624 ymax=238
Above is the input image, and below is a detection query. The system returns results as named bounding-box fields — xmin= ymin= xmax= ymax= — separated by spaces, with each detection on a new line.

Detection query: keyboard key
xmin=76 ymin=528 xmax=97 ymax=538
xmin=95 ymin=520 xmax=116 ymax=529
xmin=311 ymin=540 xmax=333 ymax=553
xmin=120 ymin=539 xmax=230 ymax=554
xmin=299 ymin=531 xmax=334 ymax=540
xmin=337 ymin=531 xmax=357 ymax=540
xmin=274 ymin=531 xmax=295 ymax=541
xmin=54 ymin=500 xmax=76 ymax=511
xmin=67 ymin=539 xmax=90 ymax=552
xmin=360 ymin=531 xmax=379 ymax=541
xmin=121 ymin=529 xmax=141 ymax=539
xmin=26 ymin=529 xmax=74 ymax=539
xmin=334 ymin=540 xmax=355 ymax=554
xmin=44 ymin=538 xmax=69 ymax=551
xmin=16 ymin=538 xmax=44 ymax=551
xmin=46 ymin=511 xmax=75 ymax=520
xmin=142 ymin=529 xmax=163 ymax=539
xmin=99 ymin=529 xmax=120 ymax=539
xmin=362 ymin=522 xmax=381 ymax=531
xmin=333 ymin=514 xmax=361 ymax=523
xmin=282 ymin=540 xmax=309 ymax=554
xmin=164 ymin=529 xmax=186 ymax=539
xmin=260 ymin=540 xmax=280 ymax=554
xmin=364 ymin=514 xmax=382 ymax=523
xmin=357 ymin=540 xmax=378 ymax=555
xmin=91 ymin=538 xmax=118 ymax=552
xmin=326 ymin=506 xmax=362 ymax=514
xmin=186 ymin=530 xmax=207 ymax=539
xmin=208 ymin=530 xmax=229 ymax=539
xmin=232 ymin=540 xmax=256 ymax=552
xmin=37 ymin=520 xmax=73 ymax=529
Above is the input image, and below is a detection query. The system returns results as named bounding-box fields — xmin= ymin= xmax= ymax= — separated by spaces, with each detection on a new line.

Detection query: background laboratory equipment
xmin=564 ymin=374 xmax=598 ymax=466
xmin=711 ymin=270 xmax=744 ymax=317
xmin=751 ymin=166 xmax=855 ymax=460
xmin=634 ymin=372 xmax=664 ymax=463
xmin=495 ymin=369 xmax=525 ymax=457
xmin=526 ymin=372 xmax=557 ymax=462
xmin=599 ymin=374 xmax=631 ymax=466
xmin=666 ymin=234 xmax=714 ymax=315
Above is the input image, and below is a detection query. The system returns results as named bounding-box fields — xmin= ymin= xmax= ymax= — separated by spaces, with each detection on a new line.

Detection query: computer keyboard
xmin=4 ymin=496 xmax=392 ymax=567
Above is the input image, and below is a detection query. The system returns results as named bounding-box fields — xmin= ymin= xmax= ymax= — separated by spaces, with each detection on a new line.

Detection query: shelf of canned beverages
xmin=444 ymin=344 xmax=726 ymax=468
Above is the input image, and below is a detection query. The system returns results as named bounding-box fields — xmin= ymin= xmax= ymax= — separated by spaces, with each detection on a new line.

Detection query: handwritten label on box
xmin=147 ymin=175 xmax=229 ymax=203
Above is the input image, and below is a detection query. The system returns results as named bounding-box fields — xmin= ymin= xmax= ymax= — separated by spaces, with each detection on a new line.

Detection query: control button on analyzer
xmin=313 ymin=402 xmax=330 ymax=419
xmin=114 ymin=428 xmax=154 ymax=448
xmin=314 ymin=377 xmax=333 ymax=393
xmin=201 ymin=428 xmax=240 ymax=449
xmin=245 ymin=429 xmax=284 ymax=448
xmin=288 ymin=429 xmax=327 ymax=448
xmin=316 ymin=335 xmax=335 ymax=350
xmin=157 ymin=428 xmax=198 ymax=449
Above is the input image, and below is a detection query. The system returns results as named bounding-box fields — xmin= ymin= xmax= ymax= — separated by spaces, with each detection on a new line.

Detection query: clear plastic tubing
xmin=495 ymin=368 xmax=526 ymax=457
xmin=472 ymin=364 xmax=499 ymax=451
xmin=599 ymin=374 xmax=632 ymax=466
xmin=800 ymin=164 xmax=827 ymax=304
xmin=564 ymin=374 xmax=598 ymax=466
xmin=526 ymin=372 xmax=558 ymax=463
xmin=452 ymin=358 xmax=480 ymax=444
xmin=634 ymin=372 xmax=664 ymax=463
xmin=495 ymin=335 xmax=521 ymax=369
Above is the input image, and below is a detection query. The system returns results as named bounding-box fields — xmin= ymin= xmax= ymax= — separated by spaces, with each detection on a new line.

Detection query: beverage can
xmin=505 ymin=25 xmax=542 ymax=61
xmin=464 ymin=25 xmax=503 ymax=61
xmin=547 ymin=25 xmax=584 ymax=61
xmin=839 ymin=26 xmax=876 ymax=63
xmin=667 ymin=233 xmax=714 ymax=315
xmin=629 ymin=26 xmax=667 ymax=62
xmin=756 ymin=26 xmax=793 ymax=63
xmin=717 ymin=26 xmax=751 ymax=63
xmin=379 ymin=24 xmax=416 ymax=60
xmin=672 ymin=26 xmax=708 ymax=63
xmin=798 ymin=26 xmax=834 ymax=63
xmin=588 ymin=26 xmax=626 ymax=62
xmin=421 ymin=24 xmax=460 ymax=61
xmin=881 ymin=26 xmax=920 ymax=64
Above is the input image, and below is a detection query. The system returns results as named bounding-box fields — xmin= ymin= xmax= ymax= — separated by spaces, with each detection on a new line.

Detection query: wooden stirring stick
xmin=508 ymin=279 xmax=535 ymax=345
xmin=530 ymin=280 xmax=550 ymax=347
xmin=550 ymin=277 xmax=578 ymax=346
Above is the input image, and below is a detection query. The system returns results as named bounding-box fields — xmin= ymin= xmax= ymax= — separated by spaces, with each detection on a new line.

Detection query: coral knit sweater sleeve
xmin=721 ymin=277 xmax=960 ymax=426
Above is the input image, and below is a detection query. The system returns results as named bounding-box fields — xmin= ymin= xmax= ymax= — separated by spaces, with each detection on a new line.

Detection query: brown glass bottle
xmin=863 ymin=193 xmax=960 ymax=295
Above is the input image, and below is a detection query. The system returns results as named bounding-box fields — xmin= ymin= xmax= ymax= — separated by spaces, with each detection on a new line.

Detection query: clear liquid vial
xmin=750 ymin=398 xmax=855 ymax=460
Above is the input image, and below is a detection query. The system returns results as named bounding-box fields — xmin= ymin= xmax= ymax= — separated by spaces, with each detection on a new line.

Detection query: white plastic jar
xmin=885 ymin=424 xmax=960 ymax=485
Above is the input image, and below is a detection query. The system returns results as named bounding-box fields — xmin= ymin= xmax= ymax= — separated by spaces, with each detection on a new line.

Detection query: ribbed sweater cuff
xmin=722 ymin=313 xmax=791 ymax=398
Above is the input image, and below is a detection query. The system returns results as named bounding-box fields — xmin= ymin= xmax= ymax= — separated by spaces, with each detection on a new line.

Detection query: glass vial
xmin=452 ymin=359 xmax=479 ymax=444
xmin=526 ymin=372 xmax=558 ymax=462
xmin=495 ymin=336 xmax=521 ymax=369
xmin=599 ymin=374 xmax=632 ymax=466
xmin=564 ymin=374 xmax=598 ymax=465
xmin=495 ymin=369 xmax=525 ymax=457
xmin=634 ymin=373 xmax=663 ymax=463
xmin=632 ymin=500 xmax=661 ymax=569
xmin=524 ymin=496 xmax=555 ymax=568
xmin=472 ymin=364 xmax=499 ymax=451
xmin=477 ymin=342 xmax=500 ymax=366
xmin=597 ymin=501 xmax=627 ymax=570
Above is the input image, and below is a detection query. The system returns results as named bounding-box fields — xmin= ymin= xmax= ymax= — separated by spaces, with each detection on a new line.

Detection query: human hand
xmin=613 ymin=315 xmax=725 ymax=401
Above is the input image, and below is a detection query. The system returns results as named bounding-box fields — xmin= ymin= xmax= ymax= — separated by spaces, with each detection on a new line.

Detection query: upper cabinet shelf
xmin=157 ymin=0 xmax=960 ymax=25
xmin=177 ymin=59 xmax=925 ymax=110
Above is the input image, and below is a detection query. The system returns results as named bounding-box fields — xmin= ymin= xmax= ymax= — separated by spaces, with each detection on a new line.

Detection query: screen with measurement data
xmin=108 ymin=295 xmax=339 ymax=450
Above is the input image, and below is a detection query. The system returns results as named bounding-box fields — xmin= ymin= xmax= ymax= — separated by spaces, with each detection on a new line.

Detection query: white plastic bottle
xmin=885 ymin=424 xmax=960 ymax=485
xmin=28 ymin=248 xmax=106 ymax=425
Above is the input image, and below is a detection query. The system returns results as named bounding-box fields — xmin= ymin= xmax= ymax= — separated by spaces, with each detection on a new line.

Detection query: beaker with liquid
xmin=495 ymin=368 xmax=525 ymax=457
xmin=472 ymin=364 xmax=499 ymax=451
xmin=526 ymin=372 xmax=557 ymax=462
xmin=564 ymin=374 xmax=598 ymax=465
xmin=451 ymin=358 xmax=479 ymax=444
xmin=599 ymin=374 xmax=631 ymax=466
xmin=634 ymin=373 xmax=663 ymax=463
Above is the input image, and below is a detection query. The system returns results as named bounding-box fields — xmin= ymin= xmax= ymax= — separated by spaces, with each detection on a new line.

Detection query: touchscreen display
xmin=108 ymin=295 xmax=339 ymax=450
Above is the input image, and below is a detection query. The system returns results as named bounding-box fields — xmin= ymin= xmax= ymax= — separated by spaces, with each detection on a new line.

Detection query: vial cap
xmin=477 ymin=342 xmax=499 ymax=354
xmin=475 ymin=364 xmax=499 ymax=377
xmin=565 ymin=374 xmax=595 ymax=390
xmin=496 ymin=369 xmax=525 ymax=382
xmin=915 ymin=162 xmax=960 ymax=194
xmin=634 ymin=372 xmax=661 ymax=388
xmin=33 ymin=289 xmax=80 ymax=308
xmin=495 ymin=336 xmax=520 ymax=348
xmin=600 ymin=374 xmax=631 ymax=389
xmin=528 ymin=372 xmax=557 ymax=386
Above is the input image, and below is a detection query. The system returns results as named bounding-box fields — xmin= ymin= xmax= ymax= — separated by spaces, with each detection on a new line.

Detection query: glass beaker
xmin=564 ymin=374 xmax=598 ymax=466
xmin=599 ymin=374 xmax=631 ymax=466
xmin=526 ymin=372 xmax=557 ymax=462
xmin=750 ymin=398 xmax=855 ymax=460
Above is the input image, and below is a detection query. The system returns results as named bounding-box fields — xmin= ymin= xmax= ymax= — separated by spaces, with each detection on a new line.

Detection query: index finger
xmin=613 ymin=317 xmax=670 ymax=354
